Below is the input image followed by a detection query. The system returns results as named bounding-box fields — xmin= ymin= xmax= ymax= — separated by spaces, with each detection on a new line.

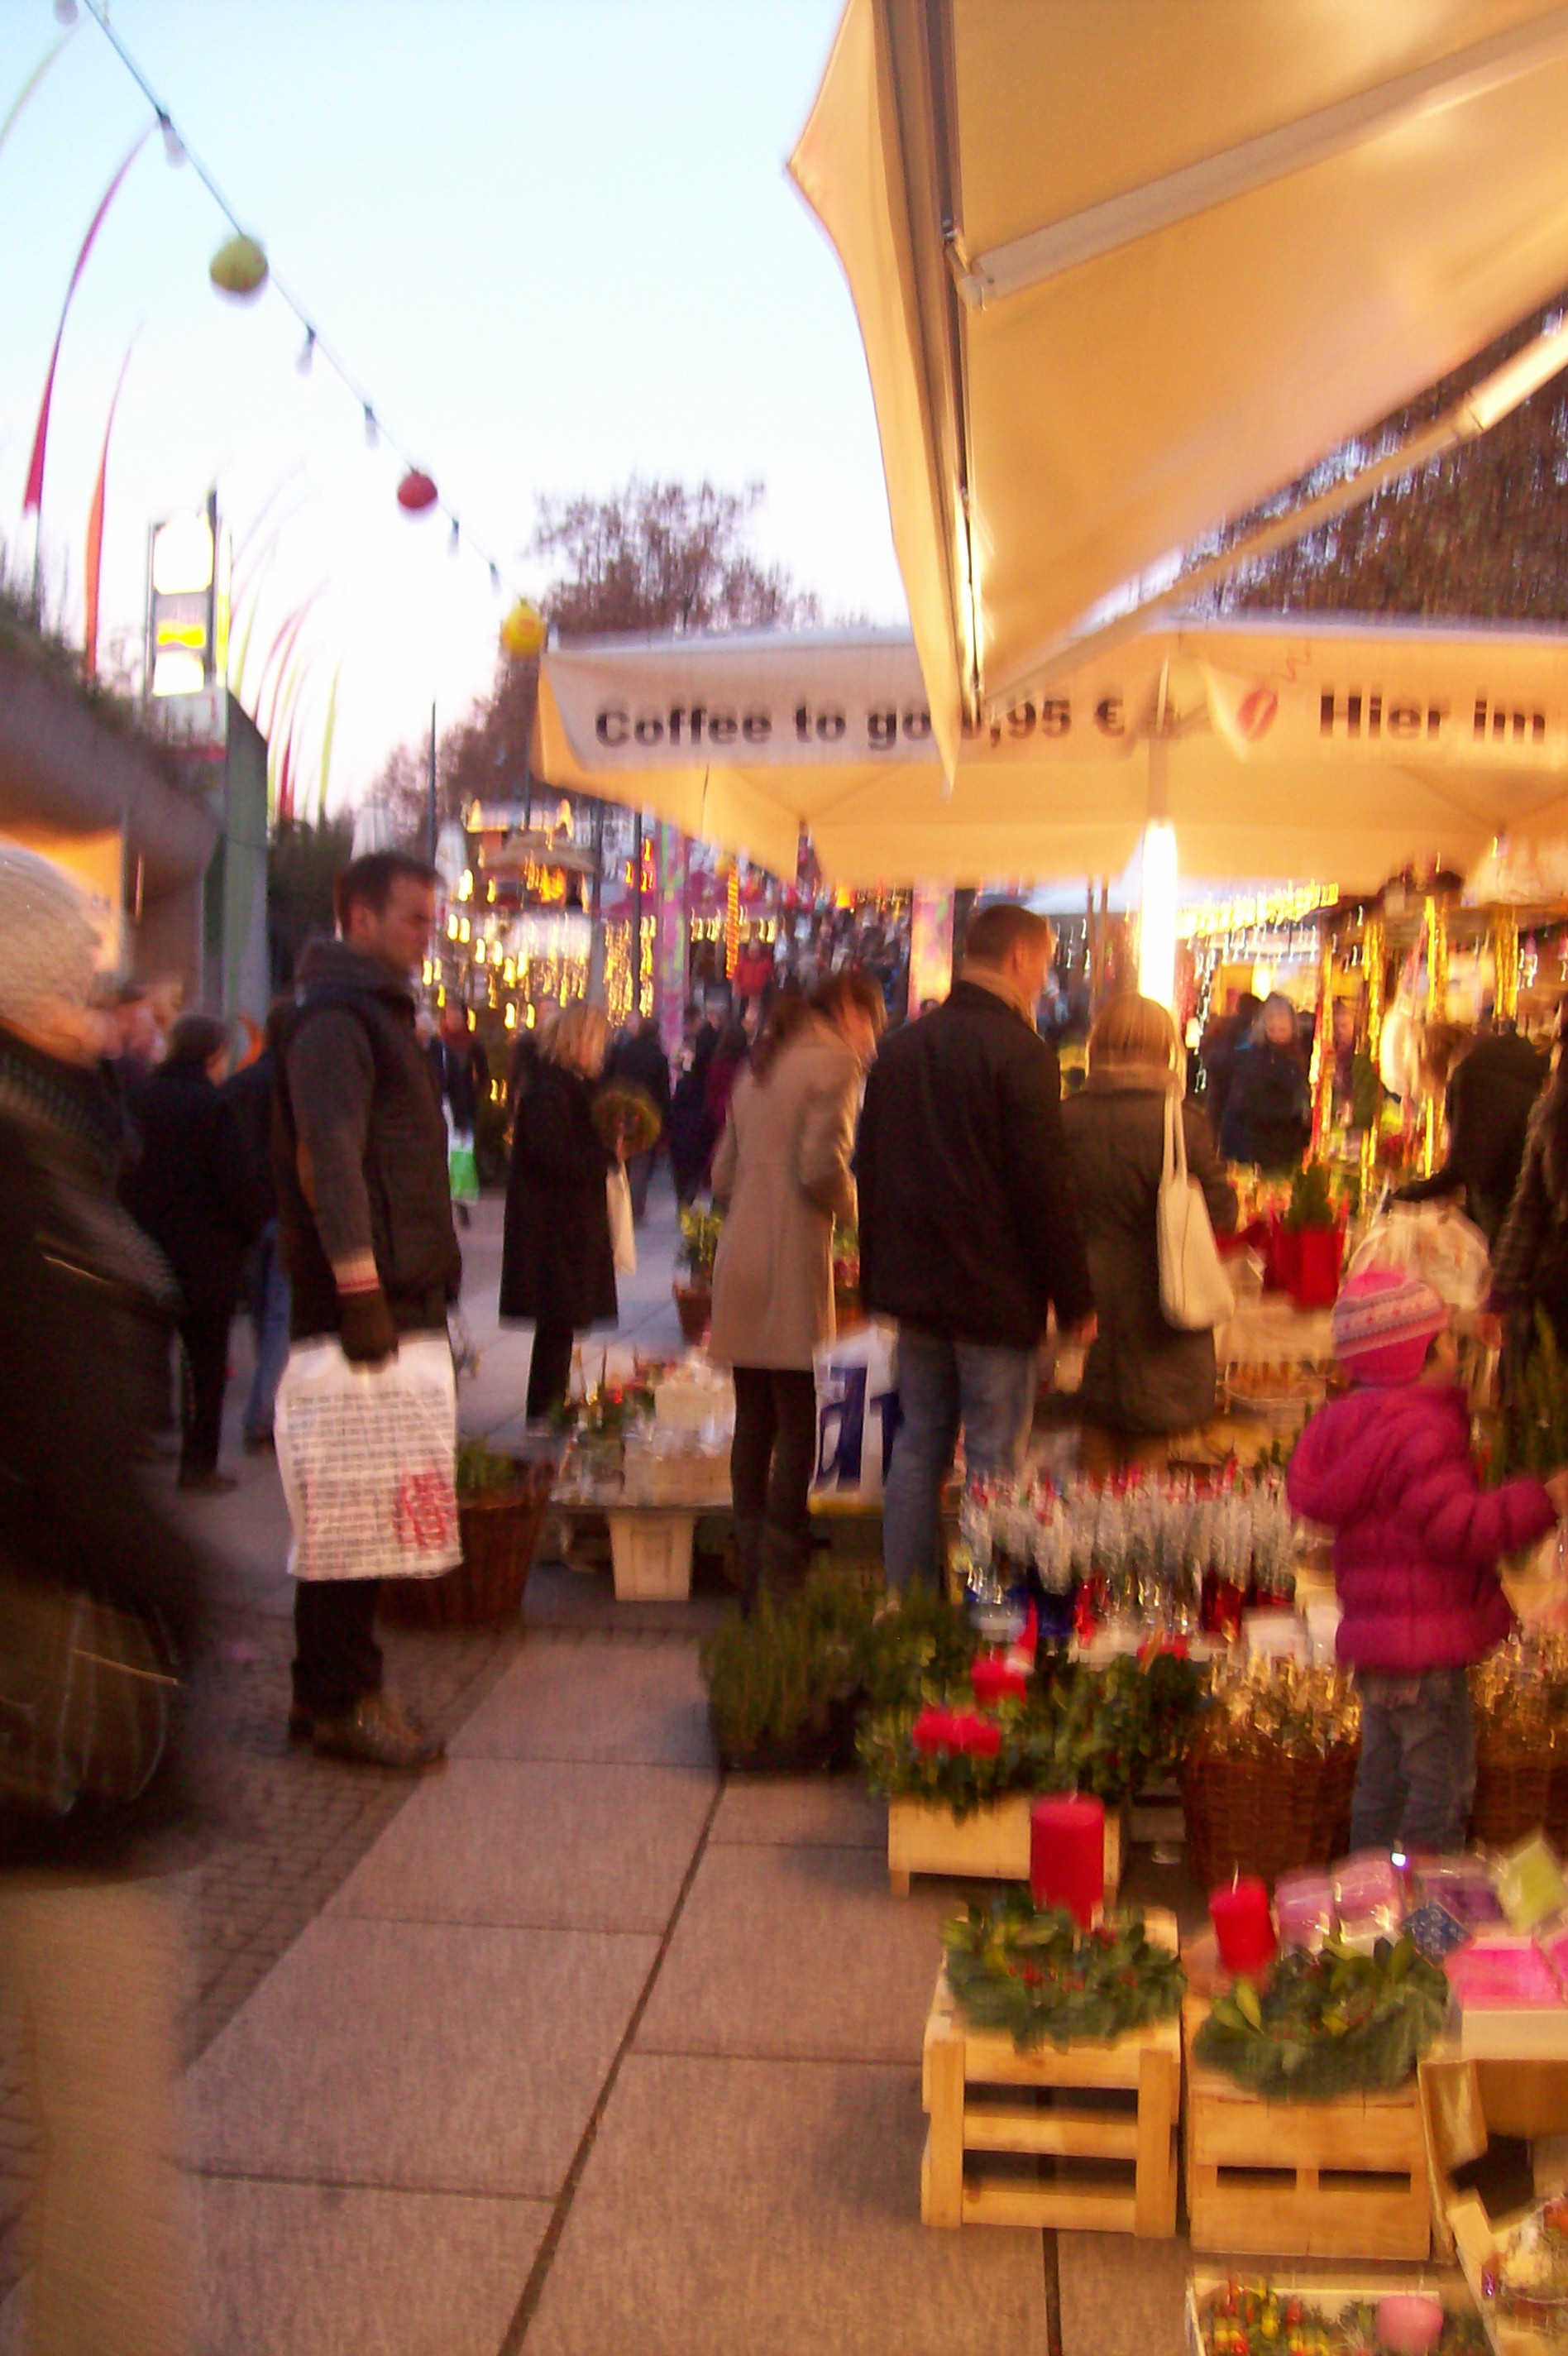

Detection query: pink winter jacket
xmin=1286 ymin=1384 xmax=1554 ymax=1674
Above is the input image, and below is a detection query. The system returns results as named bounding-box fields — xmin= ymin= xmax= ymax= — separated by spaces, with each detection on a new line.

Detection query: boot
xmin=733 ymin=1516 xmax=765 ymax=1616
xmin=758 ymin=1520 xmax=812 ymax=1602
xmin=306 ymin=1693 xmax=447 ymax=1774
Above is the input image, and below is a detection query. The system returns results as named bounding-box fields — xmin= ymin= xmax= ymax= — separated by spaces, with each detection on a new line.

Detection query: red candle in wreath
xmin=1029 ymin=1793 xmax=1104 ymax=1926
xmin=1209 ymin=1876 xmax=1277 ymax=1975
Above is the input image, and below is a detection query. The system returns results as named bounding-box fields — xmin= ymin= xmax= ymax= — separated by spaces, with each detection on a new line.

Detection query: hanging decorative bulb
xmin=396 ymin=469 xmax=438 ymax=515
xmin=448 ymin=517 xmax=460 ymax=556
xmin=363 ymin=406 xmax=379 ymax=448
xmin=296 ymin=327 xmax=316 ymax=375
xmin=209 ymin=232 xmax=269 ymax=299
xmin=157 ymin=110 xmax=184 ymax=165
xmin=500 ymin=599 xmax=547 ymax=659
xmin=52 ymin=0 xmax=78 ymax=23
xmin=489 ymin=563 xmax=501 ymax=594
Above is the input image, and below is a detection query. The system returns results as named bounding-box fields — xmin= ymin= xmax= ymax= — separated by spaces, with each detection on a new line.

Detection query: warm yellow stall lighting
xmin=1137 ymin=821 xmax=1178 ymax=1008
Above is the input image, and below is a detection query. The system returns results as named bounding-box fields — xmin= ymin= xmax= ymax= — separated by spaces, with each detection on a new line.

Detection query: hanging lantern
xmin=396 ymin=468 xmax=438 ymax=514
xmin=500 ymin=598 xmax=547 ymax=659
xmin=209 ymin=232 xmax=268 ymax=299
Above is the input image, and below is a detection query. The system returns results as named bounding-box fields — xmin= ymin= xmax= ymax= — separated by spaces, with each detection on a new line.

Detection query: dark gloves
xmin=339 ymin=1288 xmax=399 ymax=1367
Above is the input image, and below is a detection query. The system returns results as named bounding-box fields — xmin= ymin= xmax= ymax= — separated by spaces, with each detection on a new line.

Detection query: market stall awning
xmin=789 ymin=0 xmax=1568 ymax=769
xmin=533 ymin=617 xmax=1568 ymax=892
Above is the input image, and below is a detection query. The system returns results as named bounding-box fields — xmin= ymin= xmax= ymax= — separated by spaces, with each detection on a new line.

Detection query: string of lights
xmin=57 ymin=0 xmax=516 ymax=601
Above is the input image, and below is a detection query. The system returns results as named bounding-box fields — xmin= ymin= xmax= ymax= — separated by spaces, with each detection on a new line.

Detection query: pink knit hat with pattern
xmin=1331 ymin=1267 xmax=1448 ymax=1386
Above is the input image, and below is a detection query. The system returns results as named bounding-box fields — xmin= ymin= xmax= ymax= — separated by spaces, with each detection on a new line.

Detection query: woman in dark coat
xmin=500 ymin=1003 xmax=619 ymax=1418
xmin=0 ymin=843 xmax=209 ymax=2350
xmin=1219 ymin=992 xmax=1312 ymax=1172
xmin=1062 ymin=994 xmax=1238 ymax=1446
xmin=123 ymin=1010 xmax=267 ymax=1491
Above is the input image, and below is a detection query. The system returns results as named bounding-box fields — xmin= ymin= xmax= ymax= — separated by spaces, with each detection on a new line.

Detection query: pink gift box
xmin=1446 ymin=1937 xmax=1564 ymax=2009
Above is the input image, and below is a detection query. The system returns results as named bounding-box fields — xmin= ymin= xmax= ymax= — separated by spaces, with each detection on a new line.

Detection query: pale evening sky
xmin=0 ymin=0 xmax=906 ymax=812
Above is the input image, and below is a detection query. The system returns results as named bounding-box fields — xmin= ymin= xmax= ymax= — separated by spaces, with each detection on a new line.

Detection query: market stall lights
xmin=156 ymin=109 xmax=183 ymax=165
xmin=1138 ymin=821 xmax=1178 ymax=1009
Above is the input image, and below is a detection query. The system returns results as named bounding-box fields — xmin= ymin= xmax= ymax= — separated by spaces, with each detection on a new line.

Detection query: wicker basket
xmin=380 ymin=1453 xmax=557 ymax=1630
xmin=1470 ymin=1726 xmax=1554 ymax=1847
xmin=1181 ymin=1738 xmax=1360 ymax=1893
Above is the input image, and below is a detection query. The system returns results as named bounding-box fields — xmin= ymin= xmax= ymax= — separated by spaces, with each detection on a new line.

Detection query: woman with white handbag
xmin=1061 ymin=995 xmax=1238 ymax=1463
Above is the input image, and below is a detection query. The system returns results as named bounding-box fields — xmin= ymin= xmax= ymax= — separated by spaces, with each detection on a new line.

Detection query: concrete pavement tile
xmin=451 ymin=1636 xmax=714 ymax=1765
xmin=524 ymin=2054 xmax=1048 ymax=2356
xmin=193 ymin=2178 xmax=547 ymax=2356
xmin=710 ymin=1775 xmax=885 ymax=1850
xmin=185 ymin=1917 xmax=657 ymax=2196
xmin=636 ymin=1841 xmax=949 ymax=2062
xmin=327 ymin=1760 xmax=715 ymax=1932
xmin=1057 ymin=2229 xmax=1189 ymax=2356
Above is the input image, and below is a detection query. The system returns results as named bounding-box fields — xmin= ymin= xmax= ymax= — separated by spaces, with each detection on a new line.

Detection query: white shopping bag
xmin=607 ymin=1164 xmax=637 ymax=1277
xmin=1346 ymin=1200 xmax=1491 ymax=1311
xmin=275 ymin=1333 xmax=461 ymax=1582
xmin=810 ymin=1321 xmax=901 ymax=1505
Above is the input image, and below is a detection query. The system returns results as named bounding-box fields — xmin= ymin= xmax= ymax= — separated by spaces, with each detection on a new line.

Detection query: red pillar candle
xmin=1210 ymin=1878 xmax=1278 ymax=1975
xmin=971 ymin=1655 xmax=1028 ymax=1707
xmin=1030 ymin=1794 xmax=1104 ymax=1926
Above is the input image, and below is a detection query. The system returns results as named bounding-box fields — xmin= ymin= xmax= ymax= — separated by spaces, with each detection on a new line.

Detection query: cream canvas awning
xmin=789 ymin=0 xmax=1568 ymax=770
xmin=533 ymin=616 xmax=1568 ymax=891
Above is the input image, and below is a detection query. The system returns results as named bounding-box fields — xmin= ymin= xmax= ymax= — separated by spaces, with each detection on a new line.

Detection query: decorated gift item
xmin=1495 ymin=1833 xmax=1568 ymax=1932
xmin=1274 ymin=1870 xmax=1336 ymax=1951
xmin=1195 ymin=2280 xmax=1485 ymax=2356
xmin=1193 ymin=1934 xmax=1448 ymax=2100
xmin=1211 ymin=1877 xmax=1279 ymax=1975
xmin=1481 ymin=2196 xmax=1568 ymax=2334
xmin=941 ymin=1894 xmax=1184 ymax=2051
xmin=1029 ymin=1793 xmax=1105 ymax=1926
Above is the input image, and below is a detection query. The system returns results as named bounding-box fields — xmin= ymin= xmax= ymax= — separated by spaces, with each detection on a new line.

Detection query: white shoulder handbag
xmin=1157 ymin=1091 xmax=1235 ymax=1331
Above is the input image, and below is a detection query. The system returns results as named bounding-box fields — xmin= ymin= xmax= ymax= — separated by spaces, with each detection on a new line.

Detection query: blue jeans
xmin=244 ymin=1220 xmax=292 ymax=1443
xmin=881 ymin=1327 xmax=1037 ymax=1592
xmin=1350 ymin=1666 xmax=1477 ymax=1853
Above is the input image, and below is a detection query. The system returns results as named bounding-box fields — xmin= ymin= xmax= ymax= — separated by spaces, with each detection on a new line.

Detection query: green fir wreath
xmin=1193 ymin=1935 xmax=1448 ymax=2101
xmin=941 ymin=1895 xmax=1186 ymax=2050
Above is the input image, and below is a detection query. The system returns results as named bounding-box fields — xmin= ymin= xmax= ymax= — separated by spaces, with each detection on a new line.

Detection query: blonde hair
xmin=544 ymin=1002 xmax=608 ymax=1077
xmin=1087 ymin=993 xmax=1181 ymax=1074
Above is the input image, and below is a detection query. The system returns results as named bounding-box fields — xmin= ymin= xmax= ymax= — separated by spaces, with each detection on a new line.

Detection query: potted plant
xmin=1272 ymin=1162 xmax=1346 ymax=1309
xmin=674 ymin=1205 xmax=722 ymax=1347
xmin=380 ymin=1434 xmax=559 ymax=1630
xmin=699 ymin=1571 xmax=873 ymax=1773
xmin=831 ymin=1215 xmax=864 ymax=1333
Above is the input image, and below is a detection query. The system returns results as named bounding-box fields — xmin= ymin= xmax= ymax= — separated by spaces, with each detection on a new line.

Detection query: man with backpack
xmin=275 ymin=852 xmax=461 ymax=1770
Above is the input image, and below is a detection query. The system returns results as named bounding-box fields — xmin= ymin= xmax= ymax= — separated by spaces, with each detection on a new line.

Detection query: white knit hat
xmin=0 ymin=842 xmax=104 ymax=1034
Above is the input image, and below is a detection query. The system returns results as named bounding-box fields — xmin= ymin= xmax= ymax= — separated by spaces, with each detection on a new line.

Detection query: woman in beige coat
xmin=710 ymin=971 xmax=885 ymax=1605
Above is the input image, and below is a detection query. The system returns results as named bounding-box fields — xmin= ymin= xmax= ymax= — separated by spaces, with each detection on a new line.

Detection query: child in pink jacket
xmin=1288 ymin=1268 xmax=1568 ymax=1852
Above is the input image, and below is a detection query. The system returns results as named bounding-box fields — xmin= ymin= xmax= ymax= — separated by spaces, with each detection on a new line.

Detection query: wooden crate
xmin=921 ymin=1905 xmax=1179 ymax=2235
xmin=888 ymin=1793 xmax=1123 ymax=1900
xmin=1185 ymin=1999 xmax=1432 ymax=2260
xmin=1184 ymin=2264 xmax=1475 ymax=2356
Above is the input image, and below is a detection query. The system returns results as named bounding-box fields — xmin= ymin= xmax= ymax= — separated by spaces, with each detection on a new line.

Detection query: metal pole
xmin=427 ymin=700 xmax=437 ymax=861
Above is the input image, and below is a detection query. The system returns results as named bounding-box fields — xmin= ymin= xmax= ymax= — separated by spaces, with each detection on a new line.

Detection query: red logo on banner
xmin=1236 ymin=685 xmax=1279 ymax=740
xmin=393 ymin=1472 xmax=457 ymax=1550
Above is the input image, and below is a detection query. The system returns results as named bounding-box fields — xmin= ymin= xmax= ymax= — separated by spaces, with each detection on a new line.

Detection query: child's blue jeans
xmin=1350 ymin=1666 xmax=1476 ymax=1853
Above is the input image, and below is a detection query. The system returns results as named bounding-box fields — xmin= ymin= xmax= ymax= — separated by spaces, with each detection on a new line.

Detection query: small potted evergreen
xmin=674 ymin=1205 xmax=722 ymax=1347
xmin=1273 ymin=1162 xmax=1346 ymax=1309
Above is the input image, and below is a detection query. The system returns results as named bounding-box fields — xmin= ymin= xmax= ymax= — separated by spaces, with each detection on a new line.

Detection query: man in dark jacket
xmin=1396 ymin=1023 xmax=1546 ymax=1246
xmin=124 ymin=1011 xmax=267 ymax=1492
xmin=275 ymin=851 xmax=460 ymax=1771
xmin=858 ymin=903 xmax=1096 ymax=1588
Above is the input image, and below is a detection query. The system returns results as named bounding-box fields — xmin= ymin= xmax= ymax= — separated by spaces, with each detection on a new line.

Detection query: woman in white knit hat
xmin=0 ymin=841 xmax=205 ymax=2353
